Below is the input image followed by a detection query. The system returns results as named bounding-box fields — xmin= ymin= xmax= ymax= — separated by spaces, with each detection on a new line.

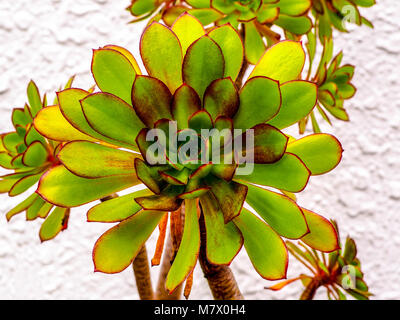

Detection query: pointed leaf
xmin=27 ymin=81 xmax=42 ymax=116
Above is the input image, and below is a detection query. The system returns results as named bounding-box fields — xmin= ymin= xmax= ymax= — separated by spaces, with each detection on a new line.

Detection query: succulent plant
xmin=301 ymin=36 xmax=355 ymax=133
xmin=32 ymin=14 xmax=344 ymax=295
xmin=268 ymin=221 xmax=371 ymax=300
xmin=311 ymin=0 xmax=376 ymax=43
xmin=129 ymin=0 xmax=313 ymax=64
xmin=0 ymin=78 xmax=80 ymax=241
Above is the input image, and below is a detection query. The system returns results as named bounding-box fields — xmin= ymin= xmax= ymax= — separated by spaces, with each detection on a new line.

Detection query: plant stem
xmin=132 ymin=245 xmax=154 ymax=300
xmin=155 ymin=232 xmax=183 ymax=300
xmin=198 ymin=213 xmax=244 ymax=300
xmin=300 ymin=279 xmax=320 ymax=300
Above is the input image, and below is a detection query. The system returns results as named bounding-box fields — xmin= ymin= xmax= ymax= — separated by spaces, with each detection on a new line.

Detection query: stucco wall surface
xmin=0 ymin=0 xmax=398 ymax=300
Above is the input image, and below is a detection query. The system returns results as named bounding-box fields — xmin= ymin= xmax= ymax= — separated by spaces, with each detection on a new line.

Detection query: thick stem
xmin=198 ymin=214 xmax=244 ymax=300
xmin=155 ymin=232 xmax=183 ymax=300
xmin=132 ymin=245 xmax=154 ymax=300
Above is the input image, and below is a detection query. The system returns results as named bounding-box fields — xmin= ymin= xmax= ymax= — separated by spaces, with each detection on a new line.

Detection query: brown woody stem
xmin=300 ymin=279 xmax=320 ymax=300
xmin=132 ymin=245 xmax=154 ymax=300
xmin=198 ymin=213 xmax=244 ymax=300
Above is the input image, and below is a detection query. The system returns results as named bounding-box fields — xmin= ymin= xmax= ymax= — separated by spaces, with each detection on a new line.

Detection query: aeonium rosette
xmin=0 ymin=78 xmax=89 ymax=241
xmin=129 ymin=0 xmax=313 ymax=64
xmin=34 ymin=14 xmax=343 ymax=294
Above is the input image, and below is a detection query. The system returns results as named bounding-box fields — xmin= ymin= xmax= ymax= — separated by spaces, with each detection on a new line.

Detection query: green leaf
xmin=12 ymin=108 xmax=30 ymax=127
xmin=9 ymin=172 xmax=42 ymax=197
xmin=134 ymin=158 xmax=165 ymax=194
xmin=171 ymin=13 xmax=205 ymax=54
xmin=200 ymin=193 xmax=243 ymax=265
xmin=38 ymin=165 xmax=139 ymax=207
xmin=57 ymin=89 xmax=116 ymax=144
xmin=205 ymin=176 xmax=247 ymax=223
xmin=135 ymin=185 xmax=184 ymax=211
xmin=129 ymin=0 xmax=158 ymax=16
xmin=234 ymin=77 xmax=281 ymax=130
xmin=22 ymin=141 xmax=48 ymax=167
xmin=286 ymin=133 xmax=343 ymax=175
xmin=182 ymin=36 xmax=225 ymax=99
xmin=6 ymin=193 xmax=39 ymax=221
xmin=208 ymin=24 xmax=244 ymax=80
xmin=80 ymin=93 xmax=144 ymax=149
xmin=188 ymin=110 xmax=213 ymax=134
xmin=268 ymin=80 xmax=317 ymax=129
xmin=204 ymin=78 xmax=239 ymax=121
xmin=235 ymin=153 xmax=310 ymax=193
xmin=188 ymin=8 xmax=224 ymax=26
xmin=244 ymin=123 xmax=288 ymax=164
xmin=244 ymin=21 xmax=266 ymax=65
xmin=343 ymin=237 xmax=357 ymax=262
xmin=140 ymin=22 xmax=183 ymax=92
xmin=249 ymin=40 xmax=305 ymax=83
xmin=275 ymin=15 xmax=312 ymax=35
xmin=91 ymin=48 xmax=137 ymax=104
xmin=26 ymin=196 xmax=46 ymax=220
xmin=37 ymin=201 xmax=53 ymax=219
xmin=34 ymin=106 xmax=97 ymax=142
xmin=0 ymin=152 xmax=14 ymax=169
xmin=172 ymin=84 xmax=201 ymax=130
xmin=166 ymin=199 xmax=200 ymax=293
xmin=87 ymin=189 xmax=152 ymax=223
xmin=58 ymin=141 xmax=139 ymax=178
xmin=27 ymin=80 xmax=43 ymax=116
xmin=233 ymin=208 xmax=288 ymax=280
xmin=278 ymin=0 xmax=311 ymax=16
xmin=93 ymin=210 xmax=165 ymax=273
xmin=301 ymin=208 xmax=339 ymax=252
xmin=245 ymin=184 xmax=308 ymax=239
xmin=131 ymin=75 xmax=173 ymax=128
xmin=0 ymin=178 xmax=17 ymax=193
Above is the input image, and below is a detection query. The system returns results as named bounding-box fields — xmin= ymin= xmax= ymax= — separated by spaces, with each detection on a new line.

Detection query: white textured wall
xmin=0 ymin=0 xmax=398 ymax=300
